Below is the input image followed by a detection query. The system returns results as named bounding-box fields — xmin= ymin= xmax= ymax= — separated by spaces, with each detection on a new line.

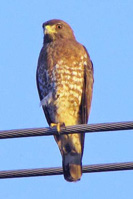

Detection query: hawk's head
xmin=42 ymin=19 xmax=75 ymax=43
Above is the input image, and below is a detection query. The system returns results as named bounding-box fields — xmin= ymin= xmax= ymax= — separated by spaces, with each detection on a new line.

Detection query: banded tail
xmin=62 ymin=153 xmax=82 ymax=182
xmin=54 ymin=132 xmax=85 ymax=182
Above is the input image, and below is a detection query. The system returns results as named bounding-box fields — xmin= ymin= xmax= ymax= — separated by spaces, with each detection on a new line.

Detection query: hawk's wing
xmin=80 ymin=46 xmax=94 ymax=155
xmin=81 ymin=46 xmax=94 ymax=124
xmin=36 ymin=47 xmax=53 ymax=125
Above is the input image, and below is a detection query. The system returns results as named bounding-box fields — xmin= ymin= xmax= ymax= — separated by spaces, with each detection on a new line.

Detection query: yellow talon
xmin=50 ymin=122 xmax=65 ymax=133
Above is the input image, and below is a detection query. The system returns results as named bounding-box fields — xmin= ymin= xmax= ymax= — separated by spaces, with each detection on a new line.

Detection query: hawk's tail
xmin=62 ymin=153 xmax=82 ymax=182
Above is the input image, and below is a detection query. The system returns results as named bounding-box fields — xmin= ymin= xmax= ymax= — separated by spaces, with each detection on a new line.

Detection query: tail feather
xmin=63 ymin=153 xmax=82 ymax=182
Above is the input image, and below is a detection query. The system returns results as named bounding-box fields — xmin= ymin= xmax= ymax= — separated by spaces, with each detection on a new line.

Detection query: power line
xmin=0 ymin=162 xmax=133 ymax=179
xmin=0 ymin=122 xmax=132 ymax=179
xmin=0 ymin=121 xmax=133 ymax=139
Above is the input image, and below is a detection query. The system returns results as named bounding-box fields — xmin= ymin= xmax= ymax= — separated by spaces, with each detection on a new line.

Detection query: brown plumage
xmin=36 ymin=19 xmax=94 ymax=182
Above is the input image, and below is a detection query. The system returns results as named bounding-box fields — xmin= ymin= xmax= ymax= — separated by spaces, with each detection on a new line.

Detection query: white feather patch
xmin=40 ymin=92 xmax=53 ymax=106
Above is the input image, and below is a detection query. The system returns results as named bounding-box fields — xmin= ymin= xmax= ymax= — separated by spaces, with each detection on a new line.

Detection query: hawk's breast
xmin=48 ymin=54 xmax=87 ymax=126
xmin=37 ymin=42 xmax=88 ymax=126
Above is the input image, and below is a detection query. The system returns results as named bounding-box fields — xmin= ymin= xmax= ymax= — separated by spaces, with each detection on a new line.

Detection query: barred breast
xmin=38 ymin=42 xmax=88 ymax=126
xmin=52 ymin=58 xmax=85 ymax=126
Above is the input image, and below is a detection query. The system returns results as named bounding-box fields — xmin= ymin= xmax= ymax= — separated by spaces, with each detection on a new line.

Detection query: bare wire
xmin=0 ymin=121 xmax=133 ymax=139
xmin=0 ymin=162 xmax=133 ymax=179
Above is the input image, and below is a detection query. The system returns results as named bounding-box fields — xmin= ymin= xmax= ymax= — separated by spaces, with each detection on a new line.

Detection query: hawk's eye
xmin=56 ymin=24 xmax=62 ymax=29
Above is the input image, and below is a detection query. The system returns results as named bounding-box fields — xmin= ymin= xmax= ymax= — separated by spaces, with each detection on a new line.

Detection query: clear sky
xmin=0 ymin=0 xmax=133 ymax=198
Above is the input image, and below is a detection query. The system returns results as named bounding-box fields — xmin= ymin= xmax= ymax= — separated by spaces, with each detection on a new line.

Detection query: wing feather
xmin=80 ymin=46 xmax=94 ymax=155
xmin=36 ymin=47 xmax=53 ymax=125
xmin=81 ymin=46 xmax=94 ymax=124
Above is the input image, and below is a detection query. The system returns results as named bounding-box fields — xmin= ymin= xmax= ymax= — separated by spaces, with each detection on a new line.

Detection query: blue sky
xmin=0 ymin=1 xmax=133 ymax=198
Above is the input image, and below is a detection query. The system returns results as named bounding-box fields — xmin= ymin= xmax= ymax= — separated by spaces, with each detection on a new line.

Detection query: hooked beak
xmin=44 ymin=25 xmax=56 ymax=35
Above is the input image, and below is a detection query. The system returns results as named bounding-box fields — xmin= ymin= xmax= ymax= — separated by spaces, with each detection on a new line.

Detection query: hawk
xmin=36 ymin=19 xmax=94 ymax=182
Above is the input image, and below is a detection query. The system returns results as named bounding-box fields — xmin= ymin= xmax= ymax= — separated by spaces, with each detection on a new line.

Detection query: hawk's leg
xmin=50 ymin=123 xmax=65 ymax=134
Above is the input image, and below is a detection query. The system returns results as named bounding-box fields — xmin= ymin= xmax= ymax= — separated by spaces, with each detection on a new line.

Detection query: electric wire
xmin=0 ymin=162 xmax=133 ymax=179
xmin=0 ymin=121 xmax=133 ymax=179
xmin=0 ymin=121 xmax=133 ymax=139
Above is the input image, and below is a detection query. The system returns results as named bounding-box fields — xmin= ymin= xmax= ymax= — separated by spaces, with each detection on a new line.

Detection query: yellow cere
xmin=44 ymin=25 xmax=56 ymax=34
